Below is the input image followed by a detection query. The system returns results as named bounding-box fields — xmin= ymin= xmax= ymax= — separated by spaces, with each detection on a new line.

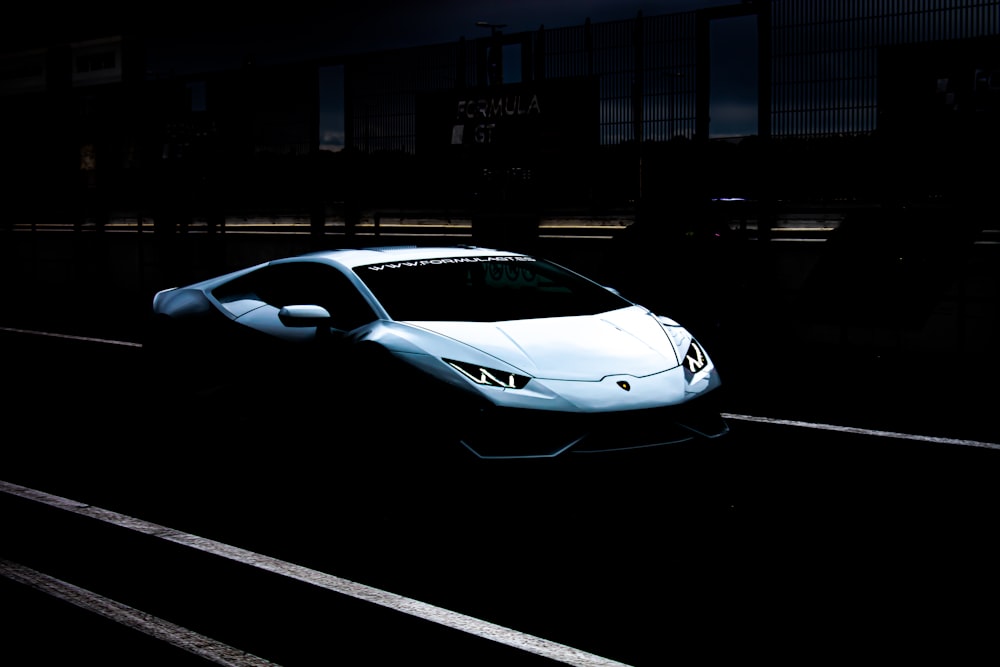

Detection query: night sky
xmin=8 ymin=1 xmax=745 ymax=73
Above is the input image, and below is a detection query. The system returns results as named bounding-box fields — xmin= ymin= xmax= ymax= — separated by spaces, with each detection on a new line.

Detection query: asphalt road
xmin=2 ymin=226 xmax=998 ymax=664
xmin=2 ymin=321 xmax=999 ymax=665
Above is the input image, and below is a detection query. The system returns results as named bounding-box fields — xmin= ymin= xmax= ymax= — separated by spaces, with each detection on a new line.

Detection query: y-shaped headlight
xmin=682 ymin=339 xmax=711 ymax=376
xmin=444 ymin=359 xmax=531 ymax=389
xmin=657 ymin=316 xmax=714 ymax=379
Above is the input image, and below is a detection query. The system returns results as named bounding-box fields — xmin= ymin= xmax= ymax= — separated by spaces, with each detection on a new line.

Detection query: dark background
xmin=1 ymin=1 xmax=998 ymax=429
xmin=1 ymin=5 xmax=999 ymax=663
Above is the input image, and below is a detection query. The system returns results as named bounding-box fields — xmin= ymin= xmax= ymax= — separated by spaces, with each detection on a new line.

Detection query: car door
xmin=211 ymin=260 xmax=379 ymax=393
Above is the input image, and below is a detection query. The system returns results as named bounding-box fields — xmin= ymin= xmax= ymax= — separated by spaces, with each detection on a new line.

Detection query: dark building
xmin=1 ymin=1 xmax=998 ymax=237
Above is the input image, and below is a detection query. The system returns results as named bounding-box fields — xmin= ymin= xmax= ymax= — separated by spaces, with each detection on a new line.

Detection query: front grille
xmin=458 ymin=391 xmax=728 ymax=459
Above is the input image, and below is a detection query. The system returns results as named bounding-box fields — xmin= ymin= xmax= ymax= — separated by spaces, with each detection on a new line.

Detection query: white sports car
xmin=145 ymin=245 xmax=728 ymax=459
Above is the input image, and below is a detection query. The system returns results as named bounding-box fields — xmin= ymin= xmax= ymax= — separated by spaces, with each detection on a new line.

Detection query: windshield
xmin=354 ymin=256 xmax=633 ymax=322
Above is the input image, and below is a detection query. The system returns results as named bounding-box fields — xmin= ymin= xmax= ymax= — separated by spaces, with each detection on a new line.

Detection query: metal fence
xmin=344 ymin=0 xmax=1000 ymax=149
xmin=2 ymin=1 xmax=998 ymax=233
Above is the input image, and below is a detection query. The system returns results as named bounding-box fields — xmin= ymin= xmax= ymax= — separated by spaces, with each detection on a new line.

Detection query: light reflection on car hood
xmin=408 ymin=306 xmax=679 ymax=380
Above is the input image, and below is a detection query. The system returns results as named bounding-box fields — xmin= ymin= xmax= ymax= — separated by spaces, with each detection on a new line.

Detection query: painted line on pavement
xmin=0 ymin=558 xmax=278 ymax=667
xmin=5 ymin=325 xmax=995 ymax=452
xmin=0 ymin=480 xmax=633 ymax=667
xmin=0 ymin=326 xmax=142 ymax=347
xmin=722 ymin=413 xmax=1000 ymax=450
xmin=5 ymin=325 xmax=995 ymax=451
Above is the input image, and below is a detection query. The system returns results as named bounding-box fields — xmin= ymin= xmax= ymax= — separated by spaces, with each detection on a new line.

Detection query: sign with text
xmin=417 ymin=77 xmax=599 ymax=158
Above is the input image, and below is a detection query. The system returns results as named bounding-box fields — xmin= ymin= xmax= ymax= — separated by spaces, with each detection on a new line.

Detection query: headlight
xmin=682 ymin=339 xmax=712 ymax=377
xmin=656 ymin=316 xmax=714 ymax=379
xmin=444 ymin=359 xmax=531 ymax=389
xmin=657 ymin=316 xmax=691 ymax=360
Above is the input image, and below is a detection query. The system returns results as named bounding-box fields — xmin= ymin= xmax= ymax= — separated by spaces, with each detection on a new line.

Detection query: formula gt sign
xmin=417 ymin=77 xmax=599 ymax=157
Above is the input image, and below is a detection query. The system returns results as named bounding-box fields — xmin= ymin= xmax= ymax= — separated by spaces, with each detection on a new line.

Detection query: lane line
xmin=3 ymin=325 xmax=996 ymax=451
xmin=722 ymin=413 xmax=1000 ymax=450
xmin=0 ymin=326 xmax=142 ymax=348
xmin=0 ymin=480 xmax=633 ymax=667
xmin=0 ymin=558 xmax=278 ymax=667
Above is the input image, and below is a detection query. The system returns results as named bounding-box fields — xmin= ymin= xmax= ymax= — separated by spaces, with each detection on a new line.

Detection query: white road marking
xmin=0 ymin=480 xmax=633 ymax=667
xmin=722 ymin=413 xmax=1000 ymax=450
xmin=4 ymin=324 xmax=997 ymax=662
xmin=0 ymin=326 xmax=142 ymax=347
xmin=3 ymin=326 xmax=996 ymax=452
xmin=0 ymin=558 xmax=278 ymax=666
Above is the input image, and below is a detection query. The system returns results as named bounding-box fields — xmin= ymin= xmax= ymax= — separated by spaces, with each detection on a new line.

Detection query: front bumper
xmin=458 ymin=388 xmax=729 ymax=459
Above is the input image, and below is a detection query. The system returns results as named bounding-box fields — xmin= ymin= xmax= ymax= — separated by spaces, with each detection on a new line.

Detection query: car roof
xmin=287 ymin=245 xmax=531 ymax=270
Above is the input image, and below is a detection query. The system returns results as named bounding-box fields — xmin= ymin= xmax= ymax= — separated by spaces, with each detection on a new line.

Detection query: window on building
xmin=71 ymin=37 xmax=123 ymax=86
xmin=187 ymin=81 xmax=207 ymax=112
xmin=75 ymin=51 xmax=116 ymax=74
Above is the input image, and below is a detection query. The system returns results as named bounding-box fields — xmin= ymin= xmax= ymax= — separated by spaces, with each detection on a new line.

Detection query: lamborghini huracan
xmin=145 ymin=245 xmax=728 ymax=459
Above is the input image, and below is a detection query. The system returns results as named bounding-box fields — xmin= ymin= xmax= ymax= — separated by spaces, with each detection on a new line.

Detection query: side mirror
xmin=279 ymin=304 xmax=332 ymax=327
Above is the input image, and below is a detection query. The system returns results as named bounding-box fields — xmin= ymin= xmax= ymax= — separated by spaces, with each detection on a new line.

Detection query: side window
xmin=213 ymin=271 xmax=263 ymax=304
xmin=220 ymin=262 xmax=378 ymax=331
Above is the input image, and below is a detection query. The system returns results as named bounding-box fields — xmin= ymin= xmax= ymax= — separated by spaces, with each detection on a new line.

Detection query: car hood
xmin=408 ymin=306 xmax=680 ymax=381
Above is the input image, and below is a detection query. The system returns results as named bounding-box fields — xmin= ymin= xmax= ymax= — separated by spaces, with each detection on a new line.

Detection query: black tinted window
xmin=355 ymin=257 xmax=631 ymax=321
xmin=214 ymin=261 xmax=377 ymax=330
